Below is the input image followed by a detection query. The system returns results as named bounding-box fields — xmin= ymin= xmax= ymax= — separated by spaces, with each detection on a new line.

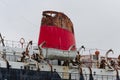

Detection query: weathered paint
xmin=38 ymin=25 xmax=76 ymax=50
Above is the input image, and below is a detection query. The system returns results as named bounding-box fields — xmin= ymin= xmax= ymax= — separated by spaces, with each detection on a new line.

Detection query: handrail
xmin=0 ymin=40 xmax=37 ymax=48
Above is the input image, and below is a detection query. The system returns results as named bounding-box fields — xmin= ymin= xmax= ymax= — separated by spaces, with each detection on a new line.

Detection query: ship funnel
xmin=38 ymin=11 xmax=76 ymax=50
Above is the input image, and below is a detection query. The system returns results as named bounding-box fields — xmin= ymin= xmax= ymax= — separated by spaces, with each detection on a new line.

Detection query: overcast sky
xmin=0 ymin=0 xmax=120 ymax=56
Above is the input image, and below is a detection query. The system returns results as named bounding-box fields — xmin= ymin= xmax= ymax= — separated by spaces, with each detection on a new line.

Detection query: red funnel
xmin=38 ymin=11 xmax=76 ymax=50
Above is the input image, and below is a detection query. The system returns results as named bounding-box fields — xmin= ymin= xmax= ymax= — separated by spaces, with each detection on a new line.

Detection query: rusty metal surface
xmin=41 ymin=11 xmax=74 ymax=33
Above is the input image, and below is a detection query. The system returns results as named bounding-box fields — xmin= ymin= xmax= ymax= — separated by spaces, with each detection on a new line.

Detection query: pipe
xmin=47 ymin=60 xmax=53 ymax=72
xmin=88 ymin=67 xmax=94 ymax=80
xmin=79 ymin=66 xmax=85 ymax=80
xmin=115 ymin=68 xmax=119 ymax=80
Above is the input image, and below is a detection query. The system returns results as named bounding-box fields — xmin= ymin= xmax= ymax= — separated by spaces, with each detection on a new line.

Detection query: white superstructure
xmin=0 ymin=39 xmax=119 ymax=80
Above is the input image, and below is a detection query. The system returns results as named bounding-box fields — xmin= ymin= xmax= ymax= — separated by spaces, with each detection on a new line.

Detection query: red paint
xmin=38 ymin=25 xmax=76 ymax=50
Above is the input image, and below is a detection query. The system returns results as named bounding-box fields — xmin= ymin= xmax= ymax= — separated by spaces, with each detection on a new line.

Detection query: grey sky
xmin=0 ymin=0 xmax=120 ymax=56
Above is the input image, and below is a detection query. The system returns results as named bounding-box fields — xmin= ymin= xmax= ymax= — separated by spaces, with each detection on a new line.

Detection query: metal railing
xmin=0 ymin=40 xmax=37 ymax=48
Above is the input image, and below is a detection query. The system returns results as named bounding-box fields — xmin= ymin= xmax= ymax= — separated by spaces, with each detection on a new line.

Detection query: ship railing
xmin=83 ymin=74 xmax=116 ymax=80
xmin=0 ymin=40 xmax=37 ymax=48
xmin=58 ymin=72 xmax=117 ymax=80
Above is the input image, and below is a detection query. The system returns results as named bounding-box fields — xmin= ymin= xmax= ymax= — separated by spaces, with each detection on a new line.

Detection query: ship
xmin=0 ymin=10 xmax=120 ymax=80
